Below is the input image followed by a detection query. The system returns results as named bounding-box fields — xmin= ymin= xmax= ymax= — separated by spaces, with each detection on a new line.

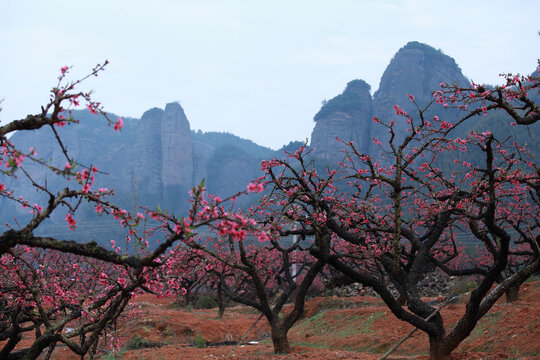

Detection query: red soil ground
xmin=7 ymin=280 xmax=540 ymax=359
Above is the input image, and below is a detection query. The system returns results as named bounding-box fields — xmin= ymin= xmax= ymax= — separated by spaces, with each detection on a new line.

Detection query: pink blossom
xmin=257 ymin=231 xmax=270 ymax=243
xmin=247 ymin=182 xmax=264 ymax=193
xmin=65 ymin=213 xmax=77 ymax=231
xmin=86 ymin=104 xmax=97 ymax=115
xmin=99 ymin=272 xmax=108 ymax=285
xmin=114 ymin=117 xmax=124 ymax=131
xmin=60 ymin=66 xmax=69 ymax=75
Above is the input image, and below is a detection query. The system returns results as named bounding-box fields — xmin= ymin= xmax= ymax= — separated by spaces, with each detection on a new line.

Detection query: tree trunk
xmin=397 ymin=291 xmax=407 ymax=306
xmin=0 ymin=333 xmax=22 ymax=359
xmin=504 ymin=283 xmax=519 ymax=303
xmin=428 ymin=335 xmax=452 ymax=360
xmin=217 ymin=303 xmax=225 ymax=319
xmin=270 ymin=326 xmax=291 ymax=354
xmin=216 ymin=282 xmax=225 ymax=319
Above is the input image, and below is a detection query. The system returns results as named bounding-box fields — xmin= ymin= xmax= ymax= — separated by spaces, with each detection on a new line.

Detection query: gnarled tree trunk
xmin=428 ymin=335 xmax=452 ymax=360
xmin=270 ymin=325 xmax=291 ymax=354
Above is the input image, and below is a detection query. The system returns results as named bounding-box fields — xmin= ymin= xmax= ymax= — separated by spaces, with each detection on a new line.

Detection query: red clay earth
xmin=5 ymin=281 xmax=540 ymax=359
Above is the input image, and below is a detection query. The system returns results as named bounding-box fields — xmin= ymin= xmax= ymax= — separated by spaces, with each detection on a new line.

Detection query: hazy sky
xmin=1 ymin=0 xmax=539 ymax=149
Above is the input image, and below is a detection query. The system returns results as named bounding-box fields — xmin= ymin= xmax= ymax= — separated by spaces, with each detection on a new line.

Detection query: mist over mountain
xmin=1 ymin=41 xmax=537 ymax=245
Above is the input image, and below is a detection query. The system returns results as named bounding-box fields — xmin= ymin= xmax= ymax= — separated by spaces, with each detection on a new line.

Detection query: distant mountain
xmin=2 ymin=41 xmax=537 ymax=246
xmin=192 ymin=130 xmax=274 ymax=198
xmin=192 ymin=131 xmax=274 ymax=159
xmin=310 ymin=41 xmax=538 ymax=167
xmin=0 ymin=103 xmax=275 ymax=244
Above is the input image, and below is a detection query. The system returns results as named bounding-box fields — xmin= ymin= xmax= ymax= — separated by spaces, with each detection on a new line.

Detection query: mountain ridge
xmin=1 ymin=41 xmax=538 ymax=245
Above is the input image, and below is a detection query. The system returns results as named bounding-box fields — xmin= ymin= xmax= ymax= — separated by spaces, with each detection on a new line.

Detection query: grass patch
xmin=462 ymin=311 xmax=503 ymax=352
xmin=192 ymin=333 xmax=207 ymax=348
xmin=358 ymin=311 xmax=385 ymax=334
xmin=126 ymin=334 xmax=165 ymax=350
xmin=292 ymin=341 xmax=331 ymax=349
xmin=294 ymin=308 xmax=388 ymax=353
xmin=309 ymin=298 xmax=375 ymax=317
xmin=99 ymin=349 xmax=125 ymax=359
xmin=469 ymin=311 xmax=502 ymax=338
xmin=308 ymin=312 xmax=325 ymax=327
xmin=525 ymin=273 xmax=540 ymax=282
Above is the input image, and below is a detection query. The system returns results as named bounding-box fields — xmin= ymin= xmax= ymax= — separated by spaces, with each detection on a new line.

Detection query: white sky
xmin=1 ymin=0 xmax=539 ymax=149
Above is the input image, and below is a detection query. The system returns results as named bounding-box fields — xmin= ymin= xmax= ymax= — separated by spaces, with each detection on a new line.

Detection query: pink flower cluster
xmin=65 ymin=213 xmax=77 ymax=231
xmin=247 ymin=182 xmax=264 ymax=193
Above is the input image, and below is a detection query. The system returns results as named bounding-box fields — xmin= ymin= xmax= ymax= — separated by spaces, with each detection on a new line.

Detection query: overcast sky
xmin=1 ymin=0 xmax=539 ymax=149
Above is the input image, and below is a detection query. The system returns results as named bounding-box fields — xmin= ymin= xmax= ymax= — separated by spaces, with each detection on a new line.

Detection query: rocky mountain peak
xmin=132 ymin=102 xmax=193 ymax=212
xmin=310 ymin=79 xmax=373 ymax=164
xmin=161 ymin=102 xmax=193 ymax=189
xmin=344 ymin=79 xmax=371 ymax=95
xmin=141 ymin=107 xmax=164 ymax=118
xmin=370 ymin=41 xmax=470 ymax=156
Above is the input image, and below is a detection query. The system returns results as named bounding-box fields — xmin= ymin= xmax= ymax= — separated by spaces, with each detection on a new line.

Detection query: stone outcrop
xmin=161 ymin=103 xmax=193 ymax=188
xmin=133 ymin=107 xmax=164 ymax=196
xmin=310 ymin=79 xmax=373 ymax=165
xmin=329 ymin=271 xmax=452 ymax=298
xmin=131 ymin=102 xmax=193 ymax=212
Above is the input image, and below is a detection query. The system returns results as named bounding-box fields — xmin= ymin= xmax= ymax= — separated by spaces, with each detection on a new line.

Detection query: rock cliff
xmin=310 ymin=79 xmax=373 ymax=165
xmin=1 ymin=103 xmax=272 ymax=234
xmin=161 ymin=103 xmax=193 ymax=188
xmin=133 ymin=107 xmax=164 ymax=197
xmin=131 ymin=102 xmax=193 ymax=213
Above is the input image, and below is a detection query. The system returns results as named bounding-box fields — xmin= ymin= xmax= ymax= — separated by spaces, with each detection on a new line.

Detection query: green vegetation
xmin=356 ymin=311 xmax=384 ymax=334
xmin=193 ymin=294 xmax=219 ymax=309
xmin=193 ymin=333 xmax=207 ymax=348
xmin=295 ymin=308 xmax=387 ymax=352
xmin=126 ymin=334 xmax=165 ymax=350
xmin=99 ymin=349 xmax=125 ymax=360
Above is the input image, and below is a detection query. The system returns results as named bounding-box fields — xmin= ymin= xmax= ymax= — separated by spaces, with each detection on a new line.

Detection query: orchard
xmin=0 ymin=61 xmax=538 ymax=360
